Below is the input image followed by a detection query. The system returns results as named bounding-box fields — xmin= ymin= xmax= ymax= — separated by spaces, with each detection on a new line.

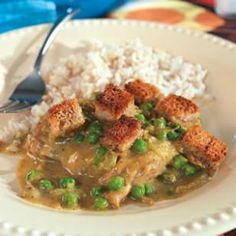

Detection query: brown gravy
xmin=16 ymin=138 xmax=210 ymax=210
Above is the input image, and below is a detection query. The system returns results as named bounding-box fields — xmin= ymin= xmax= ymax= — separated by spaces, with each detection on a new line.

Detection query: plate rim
xmin=0 ymin=19 xmax=236 ymax=52
xmin=0 ymin=19 xmax=236 ymax=236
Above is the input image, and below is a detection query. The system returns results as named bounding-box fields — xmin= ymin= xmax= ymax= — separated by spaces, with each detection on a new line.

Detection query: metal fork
xmin=0 ymin=8 xmax=80 ymax=113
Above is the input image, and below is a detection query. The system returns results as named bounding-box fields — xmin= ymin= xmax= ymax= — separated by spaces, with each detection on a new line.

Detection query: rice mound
xmin=0 ymin=39 xmax=207 ymax=145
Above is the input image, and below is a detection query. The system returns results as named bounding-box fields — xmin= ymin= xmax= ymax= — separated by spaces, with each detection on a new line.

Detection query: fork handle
xmin=33 ymin=8 xmax=80 ymax=71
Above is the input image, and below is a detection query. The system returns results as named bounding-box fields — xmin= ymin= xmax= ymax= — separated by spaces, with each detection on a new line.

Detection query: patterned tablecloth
xmin=109 ymin=0 xmax=236 ymax=43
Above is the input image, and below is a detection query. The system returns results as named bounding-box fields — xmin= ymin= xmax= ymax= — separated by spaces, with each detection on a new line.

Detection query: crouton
xmin=181 ymin=126 xmax=228 ymax=170
xmin=95 ymin=84 xmax=135 ymax=121
xmin=48 ymin=98 xmax=85 ymax=138
xmin=156 ymin=94 xmax=199 ymax=127
xmin=125 ymin=80 xmax=162 ymax=103
xmin=102 ymin=115 xmax=143 ymax=152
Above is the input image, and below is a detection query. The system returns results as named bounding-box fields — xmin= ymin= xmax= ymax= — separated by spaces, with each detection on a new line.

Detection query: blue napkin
xmin=0 ymin=0 xmax=128 ymax=33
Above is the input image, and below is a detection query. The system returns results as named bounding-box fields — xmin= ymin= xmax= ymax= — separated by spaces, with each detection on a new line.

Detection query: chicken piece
xmin=100 ymin=141 xmax=177 ymax=185
xmin=100 ymin=140 xmax=177 ymax=208
xmin=104 ymin=161 xmax=139 ymax=208
xmin=181 ymin=126 xmax=228 ymax=171
xmin=60 ymin=145 xmax=118 ymax=177
xmin=156 ymin=94 xmax=200 ymax=128
xmin=125 ymin=79 xmax=162 ymax=103
xmin=100 ymin=157 xmax=139 ymax=208
xmin=105 ymin=185 xmax=132 ymax=209
xmin=133 ymin=141 xmax=177 ymax=184
xmin=48 ymin=98 xmax=85 ymax=139
xmin=99 ymin=156 xmax=137 ymax=184
xmin=25 ymin=99 xmax=85 ymax=159
xmin=102 ymin=115 xmax=143 ymax=152
xmin=95 ymin=84 xmax=135 ymax=121
xmin=24 ymin=115 xmax=55 ymax=159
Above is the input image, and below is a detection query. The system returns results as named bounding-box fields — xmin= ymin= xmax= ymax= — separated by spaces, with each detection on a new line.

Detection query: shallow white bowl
xmin=0 ymin=20 xmax=236 ymax=236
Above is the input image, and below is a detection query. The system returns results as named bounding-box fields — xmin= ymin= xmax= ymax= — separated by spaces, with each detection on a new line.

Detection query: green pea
xmin=62 ymin=191 xmax=79 ymax=208
xmin=157 ymin=130 xmax=168 ymax=141
xmin=176 ymin=127 xmax=186 ymax=136
xmin=59 ymin=177 xmax=76 ymax=189
xmin=160 ymin=172 xmax=177 ymax=184
xmin=167 ymin=130 xmax=180 ymax=141
xmin=168 ymin=122 xmax=181 ymax=130
xmin=135 ymin=113 xmax=146 ymax=125
xmin=94 ymin=146 xmax=107 ymax=166
xmin=90 ymin=186 xmax=104 ymax=197
xmin=183 ymin=164 xmax=197 ymax=176
xmin=39 ymin=179 xmax=54 ymax=191
xmin=26 ymin=169 xmax=43 ymax=182
xmin=141 ymin=102 xmax=153 ymax=112
xmin=88 ymin=133 xmax=100 ymax=144
xmin=88 ymin=121 xmax=103 ymax=135
xmin=144 ymin=182 xmax=155 ymax=195
xmin=132 ymin=139 xmax=148 ymax=154
xmin=131 ymin=185 xmax=145 ymax=199
xmin=172 ymin=154 xmax=188 ymax=170
xmin=94 ymin=197 xmax=109 ymax=210
xmin=74 ymin=133 xmax=85 ymax=143
xmin=154 ymin=117 xmax=167 ymax=128
xmin=108 ymin=176 xmax=125 ymax=191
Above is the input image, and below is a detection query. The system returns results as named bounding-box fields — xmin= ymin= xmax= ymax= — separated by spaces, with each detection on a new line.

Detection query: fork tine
xmin=3 ymin=101 xmax=32 ymax=113
xmin=0 ymin=101 xmax=19 ymax=111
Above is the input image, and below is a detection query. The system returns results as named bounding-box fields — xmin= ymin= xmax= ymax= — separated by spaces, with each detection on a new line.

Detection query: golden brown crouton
xmin=156 ymin=94 xmax=200 ymax=127
xmin=102 ymin=115 xmax=143 ymax=152
xmin=181 ymin=125 xmax=211 ymax=155
xmin=95 ymin=84 xmax=135 ymax=121
xmin=125 ymin=80 xmax=162 ymax=103
xmin=48 ymin=98 xmax=85 ymax=138
xmin=181 ymin=126 xmax=228 ymax=170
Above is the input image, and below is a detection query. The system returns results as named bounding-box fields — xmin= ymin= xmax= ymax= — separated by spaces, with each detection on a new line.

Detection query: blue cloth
xmin=0 ymin=0 xmax=128 ymax=33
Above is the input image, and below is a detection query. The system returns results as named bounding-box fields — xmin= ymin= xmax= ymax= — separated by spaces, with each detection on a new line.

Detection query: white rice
xmin=0 ymin=39 xmax=207 ymax=144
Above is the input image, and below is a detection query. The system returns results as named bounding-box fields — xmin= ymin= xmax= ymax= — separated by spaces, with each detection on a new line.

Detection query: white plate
xmin=0 ymin=20 xmax=236 ymax=236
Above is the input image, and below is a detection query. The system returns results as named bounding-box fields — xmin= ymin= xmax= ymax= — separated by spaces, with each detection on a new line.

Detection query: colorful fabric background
xmin=110 ymin=0 xmax=236 ymax=43
xmin=0 ymin=0 xmax=128 ymax=33
xmin=110 ymin=0 xmax=225 ymax=31
xmin=0 ymin=0 xmax=236 ymax=43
